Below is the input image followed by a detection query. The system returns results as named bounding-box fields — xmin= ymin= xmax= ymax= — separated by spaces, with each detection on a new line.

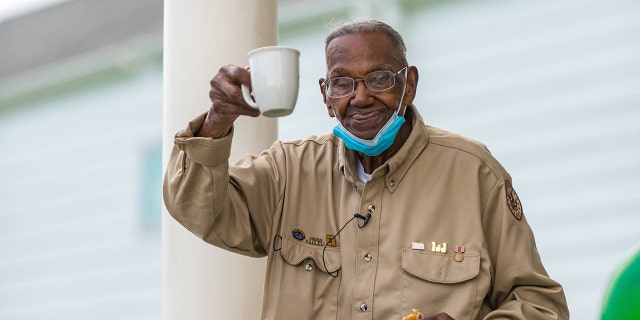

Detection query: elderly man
xmin=163 ymin=20 xmax=569 ymax=319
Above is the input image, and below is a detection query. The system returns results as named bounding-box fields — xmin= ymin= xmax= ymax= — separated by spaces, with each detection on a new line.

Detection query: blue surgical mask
xmin=333 ymin=111 xmax=406 ymax=156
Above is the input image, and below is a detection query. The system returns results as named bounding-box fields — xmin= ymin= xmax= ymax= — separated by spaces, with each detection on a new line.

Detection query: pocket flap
xmin=280 ymin=236 xmax=341 ymax=273
xmin=402 ymin=248 xmax=480 ymax=283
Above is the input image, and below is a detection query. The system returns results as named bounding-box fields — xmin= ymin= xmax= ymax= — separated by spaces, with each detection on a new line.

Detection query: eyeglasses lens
xmin=327 ymin=70 xmax=396 ymax=98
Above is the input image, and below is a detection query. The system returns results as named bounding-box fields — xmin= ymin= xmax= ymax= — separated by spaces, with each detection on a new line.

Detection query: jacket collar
xmin=338 ymin=104 xmax=430 ymax=192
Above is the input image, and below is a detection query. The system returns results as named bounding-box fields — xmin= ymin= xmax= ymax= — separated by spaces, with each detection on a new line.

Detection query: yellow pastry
xmin=403 ymin=308 xmax=424 ymax=320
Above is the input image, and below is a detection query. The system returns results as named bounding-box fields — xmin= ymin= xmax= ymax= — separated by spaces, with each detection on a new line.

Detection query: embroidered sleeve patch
xmin=505 ymin=180 xmax=523 ymax=221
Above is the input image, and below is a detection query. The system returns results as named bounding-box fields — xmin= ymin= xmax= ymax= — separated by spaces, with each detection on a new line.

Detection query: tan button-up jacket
xmin=163 ymin=106 xmax=569 ymax=319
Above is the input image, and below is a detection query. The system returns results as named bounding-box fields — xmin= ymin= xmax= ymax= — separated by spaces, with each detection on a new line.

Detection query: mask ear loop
xmin=397 ymin=66 xmax=409 ymax=118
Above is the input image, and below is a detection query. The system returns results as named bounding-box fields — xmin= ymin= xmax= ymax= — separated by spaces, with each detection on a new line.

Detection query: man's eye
xmin=367 ymin=73 xmax=391 ymax=87
xmin=332 ymin=79 xmax=352 ymax=89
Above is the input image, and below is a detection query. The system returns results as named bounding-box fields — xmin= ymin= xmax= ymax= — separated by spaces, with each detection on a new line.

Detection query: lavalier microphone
xmin=354 ymin=213 xmax=371 ymax=228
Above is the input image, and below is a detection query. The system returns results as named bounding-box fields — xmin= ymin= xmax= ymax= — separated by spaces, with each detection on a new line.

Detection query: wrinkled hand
xmin=197 ymin=65 xmax=261 ymax=138
xmin=424 ymin=312 xmax=454 ymax=320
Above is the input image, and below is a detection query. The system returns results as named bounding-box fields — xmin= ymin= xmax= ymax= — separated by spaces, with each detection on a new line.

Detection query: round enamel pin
xmin=505 ymin=181 xmax=523 ymax=221
xmin=292 ymin=229 xmax=305 ymax=241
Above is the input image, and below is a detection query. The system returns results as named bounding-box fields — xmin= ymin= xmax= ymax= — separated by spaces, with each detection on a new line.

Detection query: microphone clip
xmin=354 ymin=213 xmax=371 ymax=228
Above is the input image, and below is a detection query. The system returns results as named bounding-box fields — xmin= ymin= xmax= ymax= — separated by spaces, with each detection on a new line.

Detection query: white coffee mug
xmin=241 ymin=46 xmax=300 ymax=117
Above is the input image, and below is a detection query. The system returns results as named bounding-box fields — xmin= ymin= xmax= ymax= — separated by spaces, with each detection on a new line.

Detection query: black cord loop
xmin=272 ymin=234 xmax=282 ymax=252
xmin=322 ymin=213 xmax=365 ymax=277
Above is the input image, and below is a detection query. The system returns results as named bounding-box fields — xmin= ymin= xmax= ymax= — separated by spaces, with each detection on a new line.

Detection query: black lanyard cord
xmin=322 ymin=213 xmax=368 ymax=278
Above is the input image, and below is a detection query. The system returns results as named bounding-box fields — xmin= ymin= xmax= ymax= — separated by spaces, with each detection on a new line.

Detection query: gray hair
xmin=324 ymin=19 xmax=407 ymax=63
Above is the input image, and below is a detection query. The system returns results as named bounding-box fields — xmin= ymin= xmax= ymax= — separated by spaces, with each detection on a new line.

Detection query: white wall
xmin=0 ymin=66 xmax=163 ymax=319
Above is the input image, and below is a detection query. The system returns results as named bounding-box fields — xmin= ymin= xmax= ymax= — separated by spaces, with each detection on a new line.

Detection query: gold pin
xmin=430 ymin=242 xmax=448 ymax=254
xmin=326 ymin=235 xmax=336 ymax=247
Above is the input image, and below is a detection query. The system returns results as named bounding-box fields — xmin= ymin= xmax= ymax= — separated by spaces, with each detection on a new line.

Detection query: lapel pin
xmin=431 ymin=242 xmax=448 ymax=254
xmin=326 ymin=235 xmax=337 ymax=247
xmin=292 ymin=229 xmax=305 ymax=241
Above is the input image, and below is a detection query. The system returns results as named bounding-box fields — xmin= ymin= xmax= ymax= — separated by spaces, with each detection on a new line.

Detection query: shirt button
xmin=360 ymin=303 xmax=368 ymax=312
xmin=389 ymin=179 xmax=396 ymax=186
xmin=305 ymin=263 xmax=313 ymax=271
xmin=367 ymin=204 xmax=375 ymax=213
xmin=364 ymin=253 xmax=372 ymax=262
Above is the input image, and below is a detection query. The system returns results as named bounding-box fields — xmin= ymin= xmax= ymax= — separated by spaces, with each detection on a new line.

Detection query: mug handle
xmin=241 ymin=84 xmax=259 ymax=109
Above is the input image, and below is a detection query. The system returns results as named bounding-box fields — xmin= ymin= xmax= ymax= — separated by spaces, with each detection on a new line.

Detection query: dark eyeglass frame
xmin=323 ymin=66 xmax=408 ymax=99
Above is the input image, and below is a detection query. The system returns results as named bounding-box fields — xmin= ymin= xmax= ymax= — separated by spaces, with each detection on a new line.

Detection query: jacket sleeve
xmin=481 ymin=176 xmax=570 ymax=320
xmin=162 ymin=113 xmax=283 ymax=257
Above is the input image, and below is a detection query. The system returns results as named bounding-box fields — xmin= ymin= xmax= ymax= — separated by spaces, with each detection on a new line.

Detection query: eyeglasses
xmin=323 ymin=67 xmax=408 ymax=98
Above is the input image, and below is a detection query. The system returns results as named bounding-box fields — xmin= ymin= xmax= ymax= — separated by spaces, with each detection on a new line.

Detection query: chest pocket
xmin=279 ymin=236 xmax=341 ymax=274
xmin=267 ymin=236 xmax=341 ymax=318
xmin=401 ymin=248 xmax=480 ymax=320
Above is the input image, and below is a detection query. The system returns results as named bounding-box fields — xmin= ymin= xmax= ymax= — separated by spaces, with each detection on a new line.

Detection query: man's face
xmin=320 ymin=32 xmax=415 ymax=140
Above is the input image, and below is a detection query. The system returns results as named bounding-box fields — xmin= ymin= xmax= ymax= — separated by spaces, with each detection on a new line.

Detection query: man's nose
xmin=351 ymin=79 xmax=372 ymax=104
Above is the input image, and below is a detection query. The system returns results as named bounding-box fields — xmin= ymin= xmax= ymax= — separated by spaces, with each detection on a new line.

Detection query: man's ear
xmin=402 ymin=66 xmax=420 ymax=106
xmin=319 ymin=78 xmax=336 ymax=118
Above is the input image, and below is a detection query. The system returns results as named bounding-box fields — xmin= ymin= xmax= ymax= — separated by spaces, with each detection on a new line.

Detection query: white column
xmin=162 ymin=1 xmax=277 ymax=319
